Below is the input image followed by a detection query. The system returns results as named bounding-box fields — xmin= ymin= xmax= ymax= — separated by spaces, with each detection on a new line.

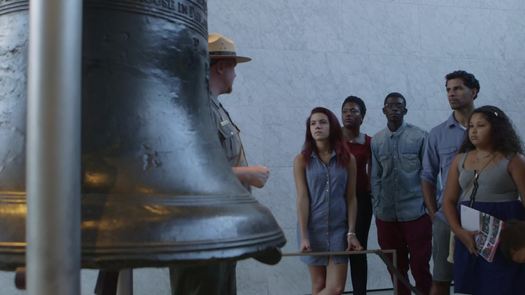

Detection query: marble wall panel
xmin=256 ymin=105 xmax=314 ymax=167
xmin=224 ymin=49 xmax=331 ymax=108
xmin=507 ymin=111 xmax=524 ymax=140
xmin=365 ymin=0 xmax=525 ymax=10
xmin=498 ymin=10 xmax=525 ymax=60
xmin=208 ymin=0 xmax=345 ymax=52
xmin=236 ymin=261 xmax=271 ymax=295
xmin=0 ymin=271 xmax=26 ymax=294
xmin=251 ymin=167 xmax=297 ymax=231
xmin=419 ymin=6 xmax=510 ymax=60
xmin=478 ymin=0 xmax=525 ymax=10
xmin=265 ymin=253 xmax=311 ymax=295
xmin=133 ymin=268 xmax=170 ymax=294
xmin=341 ymin=1 xmax=421 ymax=57
xmin=0 ymin=270 xmax=104 ymax=295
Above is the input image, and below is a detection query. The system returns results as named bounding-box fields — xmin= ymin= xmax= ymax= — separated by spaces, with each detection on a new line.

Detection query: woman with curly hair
xmin=294 ymin=107 xmax=362 ymax=295
xmin=443 ymin=105 xmax=525 ymax=295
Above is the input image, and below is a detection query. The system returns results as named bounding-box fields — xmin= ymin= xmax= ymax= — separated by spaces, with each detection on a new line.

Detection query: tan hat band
xmin=209 ymin=51 xmax=237 ymax=57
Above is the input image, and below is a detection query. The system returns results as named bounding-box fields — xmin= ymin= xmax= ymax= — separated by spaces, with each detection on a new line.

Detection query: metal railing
xmin=282 ymin=249 xmax=424 ymax=295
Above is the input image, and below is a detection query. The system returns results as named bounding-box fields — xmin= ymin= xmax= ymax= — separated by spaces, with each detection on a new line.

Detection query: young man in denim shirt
xmin=421 ymin=70 xmax=479 ymax=295
xmin=371 ymin=92 xmax=431 ymax=295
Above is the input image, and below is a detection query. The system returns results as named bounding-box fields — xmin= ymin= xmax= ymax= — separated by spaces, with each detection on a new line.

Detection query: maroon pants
xmin=376 ymin=215 xmax=432 ymax=295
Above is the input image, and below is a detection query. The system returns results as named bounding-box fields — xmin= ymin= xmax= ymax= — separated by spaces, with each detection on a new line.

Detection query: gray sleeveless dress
xmin=299 ymin=152 xmax=349 ymax=265
xmin=458 ymin=153 xmax=519 ymax=203
xmin=454 ymin=153 xmax=525 ymax=295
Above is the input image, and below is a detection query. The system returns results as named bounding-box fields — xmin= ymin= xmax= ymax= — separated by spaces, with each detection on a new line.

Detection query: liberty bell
xmin=0 ymin=0 xmax=285 ymax=270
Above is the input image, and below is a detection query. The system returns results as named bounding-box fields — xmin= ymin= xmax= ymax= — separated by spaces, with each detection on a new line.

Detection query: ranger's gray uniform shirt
xmin=210 ymin=95 xmax=248 ymax=168
xmin=168 ymin=95 xmax=247 ymax=295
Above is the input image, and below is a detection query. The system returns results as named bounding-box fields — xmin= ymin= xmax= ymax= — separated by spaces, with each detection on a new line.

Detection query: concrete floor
xmin=346 ymin=289 xmax=394 ymax=294
xmin=342 ymin=286 xmax=456 ymax=294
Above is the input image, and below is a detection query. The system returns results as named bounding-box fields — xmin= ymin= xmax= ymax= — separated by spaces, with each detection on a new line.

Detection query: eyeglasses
xmin=384 ymin=103 xmax=405 ymax=109
xmin=342 ymin=108 xmax=361 ymax=115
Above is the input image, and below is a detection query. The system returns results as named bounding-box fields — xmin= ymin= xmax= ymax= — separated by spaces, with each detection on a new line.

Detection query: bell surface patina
xmin=0 ymin=0 xmax=285 ymax=270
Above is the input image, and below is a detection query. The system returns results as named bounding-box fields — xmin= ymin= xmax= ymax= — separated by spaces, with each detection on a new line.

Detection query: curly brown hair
xmin=459 ymin=105 xmax=523 ymax=156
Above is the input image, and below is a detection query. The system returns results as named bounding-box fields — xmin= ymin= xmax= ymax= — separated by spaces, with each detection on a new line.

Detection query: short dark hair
xmin=459 ymin=105 xmax=524 ymax=156
xmin=445 ymin=70 xmax=480 ymax=100
xmin=342 ymin=96 xmax=367 ymax=118
xmin=383 ymin=92 xmax=406 ymax=106
xmin=500 ymin=220 xmax=525 ymax=262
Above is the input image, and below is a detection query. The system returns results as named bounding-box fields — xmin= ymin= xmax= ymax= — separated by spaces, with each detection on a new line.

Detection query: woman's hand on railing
xmin=300 ymin=238 xmax=311 ymax=252
xmin=346 ymin=235 xmax=363 ymax=251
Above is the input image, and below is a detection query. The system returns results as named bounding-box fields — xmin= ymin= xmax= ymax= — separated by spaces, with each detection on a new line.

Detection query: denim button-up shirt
xmin=299 ymin=152 xmax=349 ymax=265
xmin=421 ymin=114 xmax=466 ymax=222
xmin=371 ymin=122 xmax=428 ymax=222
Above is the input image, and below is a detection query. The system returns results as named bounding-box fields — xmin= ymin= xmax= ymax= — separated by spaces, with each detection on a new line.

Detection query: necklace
xmin=473 ymin=151 xmax=495 ymax=176
xmin=344 ymin=132 xmax=355 ymax=142
xmin=475 ymin=151 xmax=493 ymax=160
xmin=346 ymin=132 xmax=363 ymax=144
xmin=469 ymin=152 xmax=495 ymax=207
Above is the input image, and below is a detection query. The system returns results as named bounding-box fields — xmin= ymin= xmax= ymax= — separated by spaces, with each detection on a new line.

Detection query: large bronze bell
xmin=0 ymin=0 xmax=285 ymax=270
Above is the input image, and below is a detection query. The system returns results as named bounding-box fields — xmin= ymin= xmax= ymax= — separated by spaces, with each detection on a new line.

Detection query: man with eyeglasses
xmin=371 ymin=92 xmax=432 ymax=295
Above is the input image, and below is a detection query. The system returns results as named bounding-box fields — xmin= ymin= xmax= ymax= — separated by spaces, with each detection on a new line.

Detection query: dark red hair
xmin=301 ymin=107 xmax=351 ymax=167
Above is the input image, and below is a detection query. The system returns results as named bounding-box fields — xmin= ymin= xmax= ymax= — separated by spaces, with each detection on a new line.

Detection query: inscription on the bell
xmin=137 ymin=0 xmax=176 ymax=9
xmin=178 ymin=2 xmax=187 ymax=13
xmin=130 ymin=0 xmax=206 ymax=27
xmin=0 ymin=0 xmax=27 ymax=8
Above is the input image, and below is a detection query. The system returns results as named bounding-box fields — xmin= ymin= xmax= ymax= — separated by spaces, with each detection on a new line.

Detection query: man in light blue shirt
xmin=421 ymin=70 xmax=479 ymax=295
xmin=371 ymin=92 xmax=431 ymax=295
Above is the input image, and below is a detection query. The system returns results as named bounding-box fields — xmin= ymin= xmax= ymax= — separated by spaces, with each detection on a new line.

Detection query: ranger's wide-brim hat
xmin=208 ymin=33 xmax=251 ymax=63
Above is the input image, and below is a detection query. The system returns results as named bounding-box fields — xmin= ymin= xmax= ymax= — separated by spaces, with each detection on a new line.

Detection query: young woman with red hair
xmin=294 ymin=107 xmax=362 ymax=295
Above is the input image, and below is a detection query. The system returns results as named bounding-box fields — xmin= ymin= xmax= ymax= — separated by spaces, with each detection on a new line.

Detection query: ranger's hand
xmin=233 ymin=165 xmax=270 ymax=188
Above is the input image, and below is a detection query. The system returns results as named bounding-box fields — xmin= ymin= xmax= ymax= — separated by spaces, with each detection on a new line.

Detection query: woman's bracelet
xmin=346 ymin=232 xmax=356 ymax=237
